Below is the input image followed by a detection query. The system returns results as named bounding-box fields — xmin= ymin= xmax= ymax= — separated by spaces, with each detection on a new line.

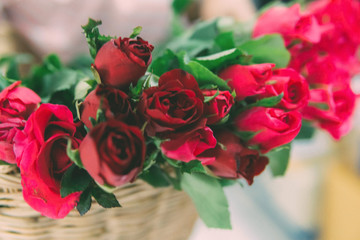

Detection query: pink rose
xmin=0 ymin=81 xmax=40 ymax=164
xmin=202 ymin=90 xmax=234 ymax=125
xmin=160 ymin=126 xmax=217 ymax=165
xmin=263 ymin=68 xmax=309 ymax=111
xmin=13 ymin=104 xmax=82 ymax=219
xmin=80 ymin=84 xmax=133 ymax=129
xmin=235 ymin=107 xmax=302 ymax=153
xmin=253 ymin=4 xmax=322 ymax=45
xmin=94 ymin=37 xmax=154 ymax=89
xmin=301 ymin=85 xmax=356 ymax=140
xmin=219 ymin=63 xmax=275 ymax=101
xmin=203 ymin=131 xmax=269 ymax=185
xmin=79 ymin=120 xmax=145 ymax=187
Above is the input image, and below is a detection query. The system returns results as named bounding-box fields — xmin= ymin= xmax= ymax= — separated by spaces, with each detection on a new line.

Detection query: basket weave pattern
xmin=0 ymin=165 xmax=197 ymax=240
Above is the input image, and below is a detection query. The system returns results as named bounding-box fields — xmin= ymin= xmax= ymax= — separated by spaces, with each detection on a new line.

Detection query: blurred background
xmin=1 ymin=0 xmax=359 ymax=239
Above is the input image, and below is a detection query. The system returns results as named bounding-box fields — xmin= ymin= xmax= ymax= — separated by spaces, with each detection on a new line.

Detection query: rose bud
xmin=263 ymin=68 xmax=309 ymax=111
xmin=80 ymin=84 xmax=132 ymax=129
xmin=160 ymin=126 xmax=217 ymax=165
xmin=219 ymin=63 xmax=275 ymax=101
xmin=79 ymin=120 xmax=145 ymax=187
xmin=202 ymin=130 xmax=268 ymax=185
xmin=202 ymin=90 xmax=234 ymax=125
xmin=94 ymin=37 xmax=154 ymax=89
xmin=301 ymin=85 xmax=356 ymax=140
xmin=0 ymin=81 xmax=41 ymax=164
xmin=13 ymin=104 xmax=83 ymax=219
xmin=235 ymin=107 xmax=302 ymax=153
xmin=138 ymin=69 xmax=205 ymax=138
xmin=0 ymin=81 xmax=41 ymax=120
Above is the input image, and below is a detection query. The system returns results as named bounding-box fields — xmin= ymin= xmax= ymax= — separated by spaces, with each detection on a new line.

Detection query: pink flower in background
xmin=94 ymin=36 xmax=154 ymax=89
xmin=253 ymin=4 xmax=322 ymax=44
xmin=219 ymin=63 xmax=275 ymax=101
xmin=13 ymin=104 xmax=82 ymax=219
xmin=203 ymin=130 xmax=269 ymax=185
xmin=235 ymin=107 xmax=302 ymax=153
xmin=0 ymin=81 xmax=40 ymax=164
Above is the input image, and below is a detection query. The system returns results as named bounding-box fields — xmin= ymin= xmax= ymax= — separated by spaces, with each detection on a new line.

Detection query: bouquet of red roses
xmin=0 ymin=0 xmax=359 ymax=229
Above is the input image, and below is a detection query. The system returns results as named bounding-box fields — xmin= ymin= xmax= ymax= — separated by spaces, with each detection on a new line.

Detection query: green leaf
xmin=266 ymin=143 xmax=291 ymax=177
xmin=140 ymin=165 xmax=171 ymax=188
xmin=296 ymin=121 xmax=316 ymax=140
xmin=82 ymin=18 xmax=114 ymax=59
xmin=74 ymin=79 xmax=96 ymax=100
xmin=91 ymin=186 xmax=121 ymax=208
xmin=60 ymin=165 xmax=92 ymax=197
xmin=0 ymin=74 xmax=15 ymax=91
xmin=204 ymin=90 xmax=220 ymax=103
xmin=129 ymin=77 xmax=146 ymax=98
xmin=215 ymin=32 xmax=236 ymax=50
xmin=77 ymin=188 xmax=92 ymax=216
xmin=239 ymin=34 xmax=290 ymax=68
xmin=177 ymin=52 xmax=230 ymax=90
xmin=195 ymin=48 xmax=246 ymax=70
xmin=150 ymin=49 xmax=179 ymax=76
xmin=66 ymin=139 xmax=84 ymax=168
xmin=129 ymin=26 xmax=142 ymax=39
xmin=181 ymin=173 xmax=231 ymax=229
xmin=189 ymin=19 xmax=219 ymax=41
xmin=172 ymin=0 xmax=193 ymax=14
xmin=250 ymin=93 xmax=284 ymax=108
xmin=234 ymin=131 xmax=259 ymax=142
xmin=180 ymin=160 xmax=207 ymax=174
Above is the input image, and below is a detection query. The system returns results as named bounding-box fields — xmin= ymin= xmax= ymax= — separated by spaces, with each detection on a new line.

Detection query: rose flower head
xmin=94 ymin=36 xmax=154 ymax=89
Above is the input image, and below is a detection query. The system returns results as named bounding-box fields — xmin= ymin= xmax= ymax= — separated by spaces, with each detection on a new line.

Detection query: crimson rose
xmin=204 ymin=131 xmax=269 ymax=185
xmin=202 ymin=90 xmax=234 ymax=125
xmin=79 ymin=120 xmax=145 ymax=187
xmin=235 ymin=107 xmax=302 ymax=153
xmin=94 ymin=37 xmax=154 ymax=89
xmin=13 ymin=104 xmax=82 ymax=219
xmin=139 ymin=69 xmax=205 ymax=138
xmin=80 ymin=85 xmax=132 ymax=129
xmin=0 ymin=81 xmax=40 ymax=164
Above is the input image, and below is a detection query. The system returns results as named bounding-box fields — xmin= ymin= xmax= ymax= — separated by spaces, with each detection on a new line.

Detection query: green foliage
xmin=0 ymin=74 xmax=15 ymax=91
xmin=140 ymin=165 xmax=172 ymax=188
xmin=0 ymin=54 xmax=33 ymax=80
xmin=249 ymin=93 xmax=284 ymax=108
xmin=239 ymin=34 xmax=290 ymax=68
xmin=129 ymin=26 xmax=142 ymax=39
xmin=215 ymin=32 xmax=236 ymax=51
xmin=266 ymin=144 xmax=291 ymax=177
xmin=82 ymin=18 xmax=114 ymax=59
xmin=150 ymin=49 xmax=179 ymax=76
xmin=296 ymin=121 xmax=316 ymax=140
xmin=172 ymin=0 xmax=193 ymax=14
xmin=181 ymin=173 xmax=231 ymax=229
xmin=91 ymin=186 xmax=121 ymax=208
xmin=60 ymin=165 xmax=92 ymax=197
xmin=66 ymin=139 xmax=84 ymax=168
xmin=76 ymin=188 xmax=92 ymax=216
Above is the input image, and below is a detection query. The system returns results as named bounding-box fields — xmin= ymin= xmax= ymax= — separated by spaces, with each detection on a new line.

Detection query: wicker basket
xmin=0 ymin=165 xmax=198 ymax=240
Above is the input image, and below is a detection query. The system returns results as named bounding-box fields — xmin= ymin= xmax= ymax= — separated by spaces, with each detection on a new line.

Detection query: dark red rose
xmin=79 ymin=120 xmax=145 ymax=187
xmin=139 ymin=69 xmax=205 ymax=138
xmin=301 ymin=85 xmax=356 ymax=140
xmin=202 ymin=90 xmax=234 ymax=125
xmin=203 ymin=131 xmax=268 ymax=185
xmin=13 ymin=104 xmax=82 ymax=219
xmin=160 ymin=126 xmax=217 ymax=165
xmin=219 ymin=64 xmax=275 ymax=101
xmin=235 ymin=107 xmax=302 ymax=153
xmin=94 ymin=36 xmax=154 ymax=89
xmin=80 ymin=84 xmax=132 ymax=129
xmin=263 ymin=68 xmax=309 ymax=111
xmin=0 ymin=81 xmax=40 ymax=164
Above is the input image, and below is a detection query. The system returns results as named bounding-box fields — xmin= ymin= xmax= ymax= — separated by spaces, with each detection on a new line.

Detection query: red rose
xmin=94 ymin=37 xmax=154 ymax=89
xmin=203 ymin=131 xmax=268 ymax=185
xmin=202 ymin=90 xmax=234 ymax=125
xmin=13 ymin=104 xmax=82 ymax=219
xmin=235 ymin=107 xmax=302 ymax=153
xmin=219 ymin=64 xmax=275 ymax=101
xmin=139 ymin=69 xmax=204 ymax=138
xmin=160 ymin=126 xmax=217 ymax=165
xmin=0 ymin=81 xmax=40 ymax=164
xmin=263 ymin=68 xmax=309 ymax=111
xmin=79 ymin=120 xmax=145 ymax=187
xmin=80 ymin=85 xmax=132 ymax=129
xmin=0 ymin=81 xmax=41 ymax=120
xmin=301 ymin=85 xmax=356 ymax=140
xmin=253 ymin=4 xmax=322 ymax=44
